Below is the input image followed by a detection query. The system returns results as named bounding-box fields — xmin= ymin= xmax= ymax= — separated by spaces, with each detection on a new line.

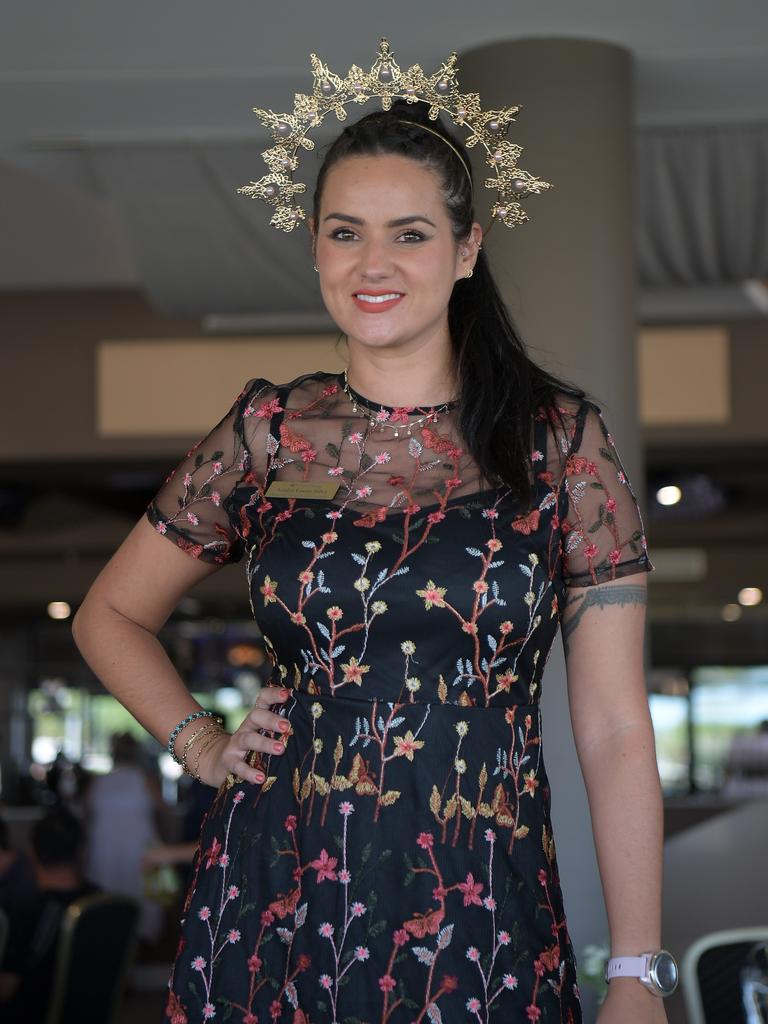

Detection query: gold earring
xmin=313 ymin=263 xmax=319 ymax=272
xmin=465 ymin=267 xmax=474 ymax=278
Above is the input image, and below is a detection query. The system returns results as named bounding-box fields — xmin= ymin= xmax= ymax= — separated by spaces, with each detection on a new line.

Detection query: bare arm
xmin=72 ymin=515 xmax=221 ymax=747
xmin=561 ymin=574 xmax=667 ymax=1022
xmin=72 ymin=515 xmax=290 ymax=787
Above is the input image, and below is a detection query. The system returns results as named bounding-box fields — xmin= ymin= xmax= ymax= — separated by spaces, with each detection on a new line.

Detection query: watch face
xmin=650 ymin=951 xmax=679 ymax=995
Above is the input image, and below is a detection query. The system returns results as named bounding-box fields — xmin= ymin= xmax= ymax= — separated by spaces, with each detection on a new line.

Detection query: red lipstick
xmin=352 ymin=289 xmax=405 ymax=314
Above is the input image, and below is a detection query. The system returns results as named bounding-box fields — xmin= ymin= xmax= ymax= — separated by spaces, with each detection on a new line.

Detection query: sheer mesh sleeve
xmin=559 ymin=399 xmax=654 ymax=587
xmin=146 ymin=378 xmax=273 ymax=564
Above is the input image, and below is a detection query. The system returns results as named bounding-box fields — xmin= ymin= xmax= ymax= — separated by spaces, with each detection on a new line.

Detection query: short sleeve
xmin=146 ymin=378 xmax=273 ymax=564
xmin=559 ymin=399 xmax=654 ymax=587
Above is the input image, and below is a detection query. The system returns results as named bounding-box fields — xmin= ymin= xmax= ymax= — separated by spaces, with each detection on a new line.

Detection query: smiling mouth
xmin=353 ymin=292 xmax=405 ymax=304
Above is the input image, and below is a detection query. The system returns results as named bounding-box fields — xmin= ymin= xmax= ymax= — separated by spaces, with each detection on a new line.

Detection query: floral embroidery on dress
xmin=148 ymin=370 xmax=652 ymax=1023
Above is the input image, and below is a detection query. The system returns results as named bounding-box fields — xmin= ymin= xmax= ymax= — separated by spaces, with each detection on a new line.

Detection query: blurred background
xmin=1 ymin=2 xmax=767 ymax=1021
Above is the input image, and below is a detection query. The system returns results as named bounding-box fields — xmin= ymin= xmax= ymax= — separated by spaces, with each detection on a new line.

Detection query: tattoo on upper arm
xmin=561 ymin=584 xmax=647 ymax=657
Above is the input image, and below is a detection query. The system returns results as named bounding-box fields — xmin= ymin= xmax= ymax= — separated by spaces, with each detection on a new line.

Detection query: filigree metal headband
xmin=237 ymin=37 xmax=552 ymax=233
xmin=396 ymin=118 xmax=473 ymax=185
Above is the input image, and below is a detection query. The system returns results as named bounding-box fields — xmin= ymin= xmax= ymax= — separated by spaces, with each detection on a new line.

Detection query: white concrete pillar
xmin=460 ymin=37 xmax=644 ymax=1017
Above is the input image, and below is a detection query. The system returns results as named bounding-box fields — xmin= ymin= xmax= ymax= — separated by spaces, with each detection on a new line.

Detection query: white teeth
xmin=355 ymin=293 xmax=402 ymax=303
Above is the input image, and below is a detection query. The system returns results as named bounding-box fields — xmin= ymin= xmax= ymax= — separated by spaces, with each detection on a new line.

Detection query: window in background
xmin=691 ymin=666 xmax=768 ymax=794
xmin=648 ymin=669 xmax=691 ymax=795
xmin=23 ymin=621 xmax=272 ymax=803
xmin=649 ymin=666 xmax=768 ymax=795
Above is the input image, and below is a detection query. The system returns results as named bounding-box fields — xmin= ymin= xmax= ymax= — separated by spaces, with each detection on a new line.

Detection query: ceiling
xmin=3 ymin=0 xmax=768 ymax=85
xmin=2 ymin=0 xmax=768 ymax=641
xmin=2 ymin=0 xmax=768 ymax=319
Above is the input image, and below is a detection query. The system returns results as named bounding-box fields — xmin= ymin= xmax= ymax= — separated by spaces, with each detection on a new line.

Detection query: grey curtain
xmin=9 ymin=122 xmax=767 ymax=316
xmin=636 ymin=122 xmax=768 ymax=287
xmin=83 ymin=141 xmax=323 ymax=316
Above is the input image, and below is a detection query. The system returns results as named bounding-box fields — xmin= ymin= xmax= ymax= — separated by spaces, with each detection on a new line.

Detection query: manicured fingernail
xmin=278 ymin=721 xmax=290 ymax=732
xmin=280 ymin=688 xmax=290 ymax=698
xmin=273 ymin=741 xmax=284 ymax=753
xmin=255 ymin=772 xmax=265 ymax=782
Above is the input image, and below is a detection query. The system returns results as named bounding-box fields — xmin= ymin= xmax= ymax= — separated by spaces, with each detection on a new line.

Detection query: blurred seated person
xmin=0 ymin=815 xmax=38 ymax=915
xmin=0 ymin=808 xmax=99 ymax=1022
xmin=44 ymin=751 xmax=88 ymax=808
xmin=723 ymin=719 xmax=768 ymax=798
xmin=84 ymin=731 xmax=164 ymax=944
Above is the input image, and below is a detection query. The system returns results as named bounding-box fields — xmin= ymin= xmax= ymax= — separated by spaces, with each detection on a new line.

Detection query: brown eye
xmin=330 ymin=228 xmax=357 ymax=240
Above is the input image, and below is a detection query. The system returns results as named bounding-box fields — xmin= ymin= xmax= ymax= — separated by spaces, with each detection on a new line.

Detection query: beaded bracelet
xmin=168 ymin=710 xmax=220 ymax=764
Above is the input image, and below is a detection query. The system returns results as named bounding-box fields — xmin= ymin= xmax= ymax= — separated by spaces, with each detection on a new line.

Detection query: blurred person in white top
xmin=83 ymin=731 xmax=163 ymax=942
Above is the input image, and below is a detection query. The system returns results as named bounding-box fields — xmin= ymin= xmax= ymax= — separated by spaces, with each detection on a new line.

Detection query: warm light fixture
xmin=721 ymin=603 xmax=743 ymax=622
xmin=47 ymin=601 xmax=71 ymax=620
xmin=737 ymin=587 xmax=763 ymax=607
xmin=656 ymin=485 xmax=682 ymax=506
xmin=227 ymin=642 xmax=265 ymax=668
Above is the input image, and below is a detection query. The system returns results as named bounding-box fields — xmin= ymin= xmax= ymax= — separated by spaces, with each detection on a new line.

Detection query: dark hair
xmin=31 ymin=809 xmax=84 ymax=868
xmin=312 ymin=99 xmax=589 ymax=507
xmin=110 ymin=731 xmax=141 ymax=766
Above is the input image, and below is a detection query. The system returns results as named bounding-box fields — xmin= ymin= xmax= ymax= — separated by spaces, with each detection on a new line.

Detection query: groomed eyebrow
xmin=323 ymin=213 xmax=437 ymax=228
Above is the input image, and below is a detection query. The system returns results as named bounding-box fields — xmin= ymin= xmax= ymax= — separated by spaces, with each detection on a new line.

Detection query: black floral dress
xmin=148 ymin=370 xmax=654 ymax=1024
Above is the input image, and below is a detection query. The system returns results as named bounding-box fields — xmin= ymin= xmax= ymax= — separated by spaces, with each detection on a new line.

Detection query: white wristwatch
xmin=605 ymin=949 xmax=679 ymax=997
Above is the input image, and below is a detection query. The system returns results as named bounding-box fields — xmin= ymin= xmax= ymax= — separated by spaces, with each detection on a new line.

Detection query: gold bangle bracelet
xmin=175 ymin=715 xmax=223 ymax=763
xmin=184 ymin=733 xmax=221 ymax=778
xmin=191 ymin=730 xmax=227 ymax=782
xmin=181 ymin=724 xmax=222 ymax=775
xmin=178 ymin=725 xmax=210 ymax=769
xmin=180 ymin=721 xmax=224 ymax=777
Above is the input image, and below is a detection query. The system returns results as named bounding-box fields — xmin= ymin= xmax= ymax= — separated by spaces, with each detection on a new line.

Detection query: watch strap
xmin=605 ymin=955 xmax=649 ymax=981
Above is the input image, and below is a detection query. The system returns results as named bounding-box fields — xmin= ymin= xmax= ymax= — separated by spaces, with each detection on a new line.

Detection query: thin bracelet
xmin=190 ymin=734 xmax=221 ymax=782
xmin=184 ymin=724 xmax=225 ymax=778
xmin=168 ymin=710 xmax=219 ymax=763
xmin=191 ymin=729 xmax=228 ymax=781
xmin=178 ymin=721 xmax=221 ymax=770
xmin=179 ymin=720 xmax=223 ymax=772
xmin=184 ymin=723 xmax=225 ymax=776
xmin=180 ymin=722 xmax=224 ymax=777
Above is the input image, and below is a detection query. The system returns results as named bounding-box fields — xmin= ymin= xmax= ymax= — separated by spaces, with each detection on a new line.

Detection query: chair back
xmin=682 ymin=927 xmax=768 ymax=1024
xmin=43 ymin=892 xmax=141 ymax=1024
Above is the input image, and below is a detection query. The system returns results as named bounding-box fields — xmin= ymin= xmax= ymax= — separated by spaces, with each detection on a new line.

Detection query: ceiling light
xmin=47 ymin=601 xmax=71 ymax=620
xmin=656 ymin=485 xmax=682 ymax=506
xmin=737 ymin=587 xmax=763 ymax=607
xmin=721 ymin=603 xmax=742 ymax=622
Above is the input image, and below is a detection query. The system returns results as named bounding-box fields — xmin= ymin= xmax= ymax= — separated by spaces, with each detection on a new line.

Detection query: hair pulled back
xmin=312 ymin=99 xmax=587 ymax=508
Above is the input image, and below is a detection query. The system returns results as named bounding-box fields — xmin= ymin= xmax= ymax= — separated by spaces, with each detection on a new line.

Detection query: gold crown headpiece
xmin=237 ymin=37 xmax=552 ymax=233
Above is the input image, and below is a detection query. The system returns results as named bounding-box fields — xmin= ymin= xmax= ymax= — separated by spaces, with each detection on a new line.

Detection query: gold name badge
xmin=265 ymin=480 xmax=341 ymax=500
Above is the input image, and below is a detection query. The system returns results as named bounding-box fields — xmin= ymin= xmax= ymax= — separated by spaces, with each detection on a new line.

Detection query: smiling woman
xmin=305 ymin=100 xmax=583 ymax=509
xmin=310 ymin=151 xmax=475 ymax=369
xmin=72 ymin=82 xmax=666 ymax=1024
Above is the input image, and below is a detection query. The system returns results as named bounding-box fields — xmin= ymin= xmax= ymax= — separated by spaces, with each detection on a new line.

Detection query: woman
xmin=73 ymin=96 xmax=668 ymax=1023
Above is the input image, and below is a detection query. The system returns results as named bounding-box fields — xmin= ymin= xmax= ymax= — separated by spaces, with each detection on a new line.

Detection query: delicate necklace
xmin=341 ymin=369 xmax=459 ymax=437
